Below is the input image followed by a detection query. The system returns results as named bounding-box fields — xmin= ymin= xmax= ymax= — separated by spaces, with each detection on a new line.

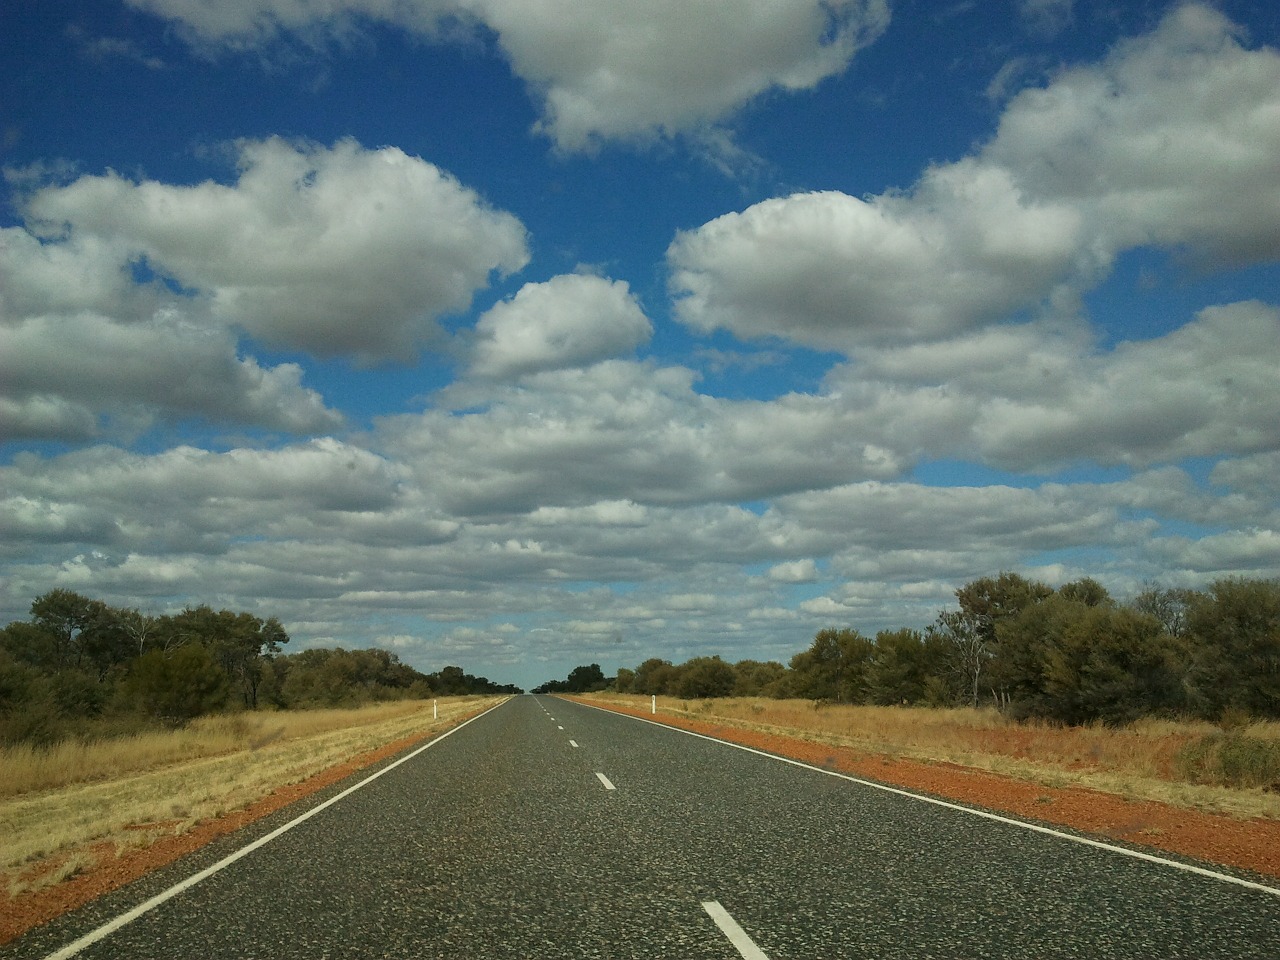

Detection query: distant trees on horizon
xmin=602 ymin=574 xmax=1280 ymax=726
xmin=8 ymin=570 xmax=1276 ymax=746
xmin=0 ymin=589 xmax=521 ymax=745
xmin=532 ymin=662 xmax=609 ymax=694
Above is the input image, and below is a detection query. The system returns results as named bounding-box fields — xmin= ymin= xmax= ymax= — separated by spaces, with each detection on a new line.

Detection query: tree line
xmin=532 ymin=663 xmax=609 ymax=694
xmin=0 ymin=589 xmax=520 ymax=745
xmin=606 ymin=575 xmax=1280 ymax=726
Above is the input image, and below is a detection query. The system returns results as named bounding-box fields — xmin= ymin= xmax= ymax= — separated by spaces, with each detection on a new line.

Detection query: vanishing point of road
xmin=8 ymin=695 xmax=1279 ymax=959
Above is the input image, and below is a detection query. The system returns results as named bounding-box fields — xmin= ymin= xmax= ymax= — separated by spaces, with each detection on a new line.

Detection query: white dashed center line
xmin=569 ymin=740 xmax=579 ymax=748
xmin=702 ymin=901 xmax=770 ymax=960
xmin=595 ymin=772 xmax=616 ymax=791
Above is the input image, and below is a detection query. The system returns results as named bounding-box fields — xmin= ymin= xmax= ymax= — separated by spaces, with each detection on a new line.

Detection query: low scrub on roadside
xmin=1176 ymin=728 xmax=1280 ymax=791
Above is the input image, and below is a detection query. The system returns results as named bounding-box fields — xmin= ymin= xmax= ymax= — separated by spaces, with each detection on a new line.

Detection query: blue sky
xmin=2 ymin=0 xmax=1279 ymax=691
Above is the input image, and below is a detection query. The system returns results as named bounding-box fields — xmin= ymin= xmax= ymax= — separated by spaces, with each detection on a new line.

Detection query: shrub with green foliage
xmin=674 ymin=656 xmax=736 ymax=699
xmin=124 ymin=645 xmax=230 ymax=724
xmin=1184 ymin=578 xmax=1280 ymax=720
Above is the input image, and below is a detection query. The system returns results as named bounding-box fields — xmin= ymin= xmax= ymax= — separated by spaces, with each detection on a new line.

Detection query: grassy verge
xmin=2 ymin=697 xmax=495 ymax=897
xmin=581 ymin=694 xmax=1280 ymax=821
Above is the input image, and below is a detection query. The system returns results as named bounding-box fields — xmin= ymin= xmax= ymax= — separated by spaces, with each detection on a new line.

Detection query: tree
xmin=1057 ymin=578 xmax=1111 ymax=608
xmin=28 ymin=590 xmax=104 ymax=670
xmin=1131 ymin=584 xmax=1196 ymax=638
xmin=1040 ymin=604 xmax=1183 ymax=726
xmin=48 ymin=667 xmax=109 ymax=718
xmin=0 ymin=647 xmax=60 ymax=744
xmin=956 ymin=573 xmax=1053 ymax=642
xmin=566 ymin=663 xmax=608 ymax=692
xmin=424 ymin=664 xmax=518 ymax=695
xmin=257 ymin=654 xmax=291 ymax=708
xmin=991 ymin=593 xmax=1081 ymax=719
xmin=865 ymin=629 xmax=936 ymax=706
xmin=0 ymin=620 xmax=59 ymax=669
xmin=277 ymin=647 xmax=446 ymax=704
xmin=537 ymin=663 xmax=608 ymax=694
xmin=958 ymin=573 xmax=1054 ymax=707
xmin=931 ymin=612 xmax=988 ymax=708
xmin=789 ymin=629 xmax=873 ymax=701
xmin=732 ymin=660 xmax=787 ymax=697
xmin=80 ymin=604 xmax=137 ymax=681
xmin=633 ymin=658 xmax=677 ymax=696
xmin=675 ymin=656 xmax=736 ymax=698
xmin=1185 ymin=578 xmax=1280 ymax=719
xmin=282 ymin=649 xmax=363 ymax=706
xmin=166 ymin=606 xmax=289 ymax=708
xmin=124 ymin=644 xmax=229 ymax=723
xmin=431 ymin=665 xmax=470 ymax=696
xmin=115 ymin=607 xmax=161 ymax=656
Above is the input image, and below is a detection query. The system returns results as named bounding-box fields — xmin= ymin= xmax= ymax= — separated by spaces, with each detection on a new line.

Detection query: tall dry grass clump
xmin=1175 ymin=719 xmax=1280 ymax=791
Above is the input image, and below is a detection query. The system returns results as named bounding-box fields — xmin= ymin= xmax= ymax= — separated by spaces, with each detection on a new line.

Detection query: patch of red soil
xmin=0 ymin=713 xmax=482 ymax=946
xmin=585 ymin=700 xmax=1280 ymax=882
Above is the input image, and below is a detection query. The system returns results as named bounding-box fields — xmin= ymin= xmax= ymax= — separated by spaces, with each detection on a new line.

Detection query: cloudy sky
xmin=2 ymin=1 xmax=1278 ymax=690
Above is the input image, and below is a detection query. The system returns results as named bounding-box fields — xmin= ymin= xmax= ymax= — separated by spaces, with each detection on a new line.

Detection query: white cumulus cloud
xmin=470 ymin=0 xmax=890 ymax=150
xmin=0 ymin=138 xmax=532 ymax=440
xmin=668 ymin=3 xmax=1280 ymax=352
xmin=126 ymin=0 xmax=891 ymax=151
xmin=21 ymin=137 xmax=530 ymax=364
xmin=768 ymin=559 xmax=819 ymax=583
xmin=468 ymin=273 xmax=652 ymax=380
xmin=0 ymin=310 xmax=341 ymax=440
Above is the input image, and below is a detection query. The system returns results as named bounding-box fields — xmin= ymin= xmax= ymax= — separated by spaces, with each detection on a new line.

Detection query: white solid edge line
xmin=703 ymin=901 xmax=771 ymax=960
xmin=574 ymin=701 xmax=1280 ymax=898
xmin=41 ymin=698 xmax=512 ymax=960
xmin=595 ymin=772 xmax=616 ymax=791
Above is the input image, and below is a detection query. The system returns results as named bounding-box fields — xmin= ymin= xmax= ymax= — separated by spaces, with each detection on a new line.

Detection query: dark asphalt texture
xmin=7 ymin=695 xmax=1279 ymax=959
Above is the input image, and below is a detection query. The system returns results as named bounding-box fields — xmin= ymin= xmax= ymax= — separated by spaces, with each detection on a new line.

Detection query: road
xmin=8 ymin=695 xmax=1279 ymax=959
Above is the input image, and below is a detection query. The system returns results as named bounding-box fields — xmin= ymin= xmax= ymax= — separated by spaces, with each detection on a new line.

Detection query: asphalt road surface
xmin=9 ymin=695 xmax=1280 ymax=959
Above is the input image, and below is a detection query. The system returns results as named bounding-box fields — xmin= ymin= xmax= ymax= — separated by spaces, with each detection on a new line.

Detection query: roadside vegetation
xmin=0 ymin=589 xmax=521 ymax=749
xmin=1 ymin=697 xmax=492 ymax=898
xmin=0 ymin=589 xmax=521 ymax=902
xmin=578 ymin=693 xmax=1279 ymax=820
xmin=545 ymin=573 xmax=1280 ymax=803
xmin=600 ymin=575 xmax=1280 ymax=727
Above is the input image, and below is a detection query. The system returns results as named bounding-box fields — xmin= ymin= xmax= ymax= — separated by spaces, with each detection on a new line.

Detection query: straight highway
xmin=8 ymin=695 xmax=1279 ymax=959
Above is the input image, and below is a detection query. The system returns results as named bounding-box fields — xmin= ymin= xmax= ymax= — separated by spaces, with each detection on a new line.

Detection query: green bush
xmin=124 ymin=645 xmax=230 ymax=724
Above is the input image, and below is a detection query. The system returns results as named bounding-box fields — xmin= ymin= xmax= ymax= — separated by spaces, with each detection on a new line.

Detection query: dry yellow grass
xmin=1 ymin=697 xmax=497 ymax=893
xmin=582 ymin=694 xmax=1280 ymax=821
xmin=0 ymin=702 xmax=480 ymax=800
